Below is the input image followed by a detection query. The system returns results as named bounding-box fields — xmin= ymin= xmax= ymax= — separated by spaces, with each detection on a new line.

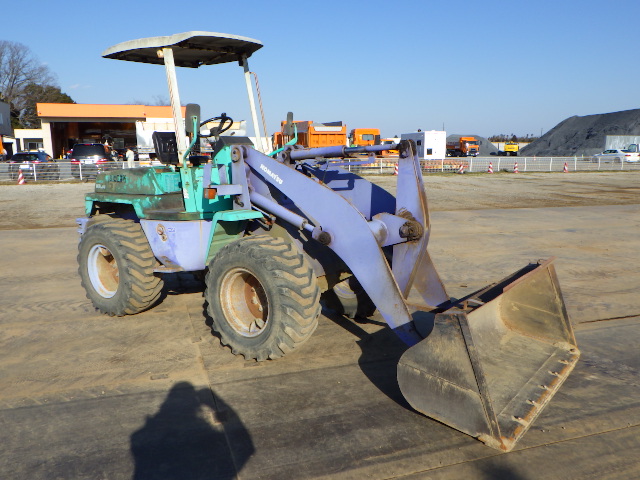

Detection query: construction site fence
xmin=0 ymin=160 xmax=161 ymax=182
xmin=1 ymin=156 xmax=640 ymax=183
xmin=341 ymin=156 xmax=640 ymax=174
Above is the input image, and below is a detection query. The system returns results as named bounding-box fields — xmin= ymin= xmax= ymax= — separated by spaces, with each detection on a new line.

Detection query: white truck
xmin=604 ymin=135 xmax=640 ymax=153
xmin=599 ymin=135 xmax=640 ymax=162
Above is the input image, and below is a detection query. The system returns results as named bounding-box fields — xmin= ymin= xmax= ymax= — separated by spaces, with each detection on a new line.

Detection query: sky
xmin=3 ymin=0 xmax=640 ymax=139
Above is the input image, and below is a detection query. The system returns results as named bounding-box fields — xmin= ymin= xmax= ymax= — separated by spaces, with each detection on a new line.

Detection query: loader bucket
xmin=397 ymin=258 xmax=580 ymax=451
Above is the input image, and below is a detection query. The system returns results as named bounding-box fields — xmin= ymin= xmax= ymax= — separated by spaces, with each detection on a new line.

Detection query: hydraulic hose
xmin=268 ymin=124 xmax=298 ymax=157
xmin=182 ymin=115 xmax=200 ymax=164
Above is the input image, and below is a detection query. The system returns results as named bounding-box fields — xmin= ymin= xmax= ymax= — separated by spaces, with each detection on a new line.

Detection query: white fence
xmin=343 ymin=156 xmax=640 ymax=175
xmin=1 ymin=156 xmax=639 ymax=183
xmin=0 ymin=161 xmax=154 ymax=182
xmin=465 ymin=156 xmax=640 ymax=173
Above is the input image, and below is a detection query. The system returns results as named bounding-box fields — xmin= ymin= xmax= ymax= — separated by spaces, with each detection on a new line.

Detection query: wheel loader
xmin=76 ymin=32 xmax=579 ymax=452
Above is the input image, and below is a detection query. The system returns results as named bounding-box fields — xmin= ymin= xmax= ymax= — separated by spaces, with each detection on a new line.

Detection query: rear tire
xmin=205 ymin=235 xmax=320 ymax=361
xmin=323 ymin=276 xmax=376 ymax=319
xmin=78 ymin=217 xmax=163 ymax=316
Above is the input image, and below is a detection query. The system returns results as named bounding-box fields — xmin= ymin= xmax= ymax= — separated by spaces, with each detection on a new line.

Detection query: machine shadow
xmin=476 ymin=464 xmax=529 ymax=480
xmin=321 ymin=305 xmax=435 ymax=411
xmin=161 ymin=272 xmax=206 ymax=295
xmin=130 ymin=381 xmax=254 ymax=480
xmin=154 ymin=272 xmax=206 ymax=308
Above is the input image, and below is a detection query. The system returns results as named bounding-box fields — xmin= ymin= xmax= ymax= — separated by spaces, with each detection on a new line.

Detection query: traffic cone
xmin=513 ymin=161 xmax=519 ymax=173
xmin=488 ymin=162 xmax=493 ymax=174
xmin=394 ymin=163 xmax=398 ymax=175
xmin=17 ymin=171 xmax=26 ymax=185
xmin=457 ymin=164 xmax=465 ymax=174
xmin=563 ymin=162 xmax=569 ymax=173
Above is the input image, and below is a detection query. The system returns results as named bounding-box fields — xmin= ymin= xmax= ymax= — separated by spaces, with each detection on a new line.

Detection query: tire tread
xmin=205 ymin=235 xmax=320 ymax=361
xmin=78 ymin=216 xmax=163 ymax=316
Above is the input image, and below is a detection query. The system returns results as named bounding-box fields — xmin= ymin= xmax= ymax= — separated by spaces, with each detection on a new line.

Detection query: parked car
xmin=591 ymin=149 xmax=640 ymax=163
xmin=7 ymin=151 xmax=60 ymax=181
xmin=69 ymin=143 xmax=118 ymax=179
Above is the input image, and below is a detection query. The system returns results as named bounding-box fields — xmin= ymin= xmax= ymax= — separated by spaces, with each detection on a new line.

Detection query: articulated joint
xmin=231 ymin=146 xmax=244 ymax=162
xmin=399 ymin=220 xmax=423 ymax=242
xmin=313 ymin=229 xmax=332 ymax=246
xmin=367 ymin=212 xmax=424 ymax=247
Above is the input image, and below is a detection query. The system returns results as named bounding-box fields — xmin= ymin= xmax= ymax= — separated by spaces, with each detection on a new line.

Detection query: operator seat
xmin=152 ymin=132 xmax=179 ymax=165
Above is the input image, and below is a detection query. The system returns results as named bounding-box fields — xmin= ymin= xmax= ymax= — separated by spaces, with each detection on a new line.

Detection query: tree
xmin=128 ymin=95 xmax=171 ymax=106
xmin=0 ymin=40 xmax=73 ymax=128
xmin=150 ymin=95 xmax=170 ymax=106
xmin=19 ymin=83 xmax=75 ymax=128
xmin=488 ymin=133 xmax=540 ymax=143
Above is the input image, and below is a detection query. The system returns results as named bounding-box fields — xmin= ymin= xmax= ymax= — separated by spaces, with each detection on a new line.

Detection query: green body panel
xmin=178 ymin=163 xmax=233 ymax=214
xmin=84 ymin=149 xmax=262 ymax=267
xmin=85 ymin=191 xmax=186 ymax=218
xmin=95 ymin=167 xmax=181 ymax=195
xmin=86 ymin=150 xmax=240 ymax=220
xmin=206 ymin=210 xmax=263 ymax=264
xmin=87 ymin=166 xmax=186 ymax=218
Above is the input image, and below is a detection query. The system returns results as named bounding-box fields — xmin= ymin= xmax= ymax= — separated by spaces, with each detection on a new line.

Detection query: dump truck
xmin=273 ymin=120 xmax=347 ymax=149
xmin=77 ymin=31 xmax=579 ymax=452
xmin=349 ymin=128 xmax=381 ymax=147
xmin=380 ymin=137 xmax=401 ymax=155
xmin=446 ymin=136 xmax=480 ymax=156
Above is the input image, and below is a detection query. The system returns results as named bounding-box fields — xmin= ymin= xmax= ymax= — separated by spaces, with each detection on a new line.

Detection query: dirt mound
xmin=520 ymin=108 xmax=640 ymax=157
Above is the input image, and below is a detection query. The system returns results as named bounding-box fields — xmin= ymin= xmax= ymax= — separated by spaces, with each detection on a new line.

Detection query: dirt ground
xmin=1 ymin=171 xmax=639 ymax=479
xmin=0 ymin=171 xmax=638 ymax=230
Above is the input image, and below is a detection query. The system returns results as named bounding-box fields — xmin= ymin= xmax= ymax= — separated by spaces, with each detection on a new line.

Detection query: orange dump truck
xmin=446 ymin=136 xmax=480 ymax=157
xmin=273 ymin=120 xmax=347 ymax=149
xmin=349 ymin=128 xmax=381 ymax=147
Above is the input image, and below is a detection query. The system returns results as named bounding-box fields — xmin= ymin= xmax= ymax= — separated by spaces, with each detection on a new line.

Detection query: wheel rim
xmin=219 ymin=267 xmax=269 ymax=337
xmin=87 ymin=244 xmax=119 ymax=298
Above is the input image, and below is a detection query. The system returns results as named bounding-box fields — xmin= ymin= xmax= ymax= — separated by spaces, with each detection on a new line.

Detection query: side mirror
xmin=185 ymin=103 xmax=201 ymax=134
xmin=283 ymin=111 xmax=294 ymax=136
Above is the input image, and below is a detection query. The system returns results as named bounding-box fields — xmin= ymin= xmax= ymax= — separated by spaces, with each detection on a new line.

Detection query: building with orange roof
xmin=11 ymin=103 xmax=247 ymax=159
xmin=35 ymin=103 xmax=183 ymax=158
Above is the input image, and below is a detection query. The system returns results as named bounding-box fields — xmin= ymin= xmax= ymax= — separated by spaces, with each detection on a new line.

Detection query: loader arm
xmin=286 ymin=141 xmax=449 ymax=309
xmin=242 ymin=141 xmax=442 ymax=346
xmin=392 ymin=143 xmax=449 ymax=307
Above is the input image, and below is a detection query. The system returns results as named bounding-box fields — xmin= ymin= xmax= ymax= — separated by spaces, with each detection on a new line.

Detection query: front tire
xmin=78 ymin=217 xmax=163 ymax=316
xmin=205 ymin=235 xmax=320 ymax=361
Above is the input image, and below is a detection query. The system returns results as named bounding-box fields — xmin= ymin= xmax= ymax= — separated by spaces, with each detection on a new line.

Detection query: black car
xmin=69 ymin=143 xmax=118 ymax=179
xmin=8 ymin=151 xmax=60 ymax=181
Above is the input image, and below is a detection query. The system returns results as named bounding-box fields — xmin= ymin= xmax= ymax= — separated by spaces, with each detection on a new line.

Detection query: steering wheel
xmin=200 ymin=113 xmax=234 ymax=137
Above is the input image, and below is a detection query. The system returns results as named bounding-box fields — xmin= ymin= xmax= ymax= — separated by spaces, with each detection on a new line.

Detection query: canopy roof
xmin=102 ymin=31 xmax=263 ymax=68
